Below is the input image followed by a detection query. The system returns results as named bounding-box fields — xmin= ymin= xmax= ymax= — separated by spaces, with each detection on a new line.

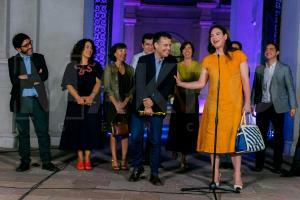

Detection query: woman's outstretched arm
xmin=174 ymin=68 xmax=209 ymax=89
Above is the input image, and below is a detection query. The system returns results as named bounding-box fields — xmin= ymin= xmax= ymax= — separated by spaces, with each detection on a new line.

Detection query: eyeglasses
xmin=21 ymin=40 xmax=33 ymax=48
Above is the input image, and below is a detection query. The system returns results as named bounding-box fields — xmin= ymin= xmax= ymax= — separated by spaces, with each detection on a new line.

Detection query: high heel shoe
xmin=233 ymin=185 xmax=243 ymax=193
xmin=121 ymin=160 xmax=128 ymax=170
xmin=76 ymin=160 xmax=85 ymax=170
xmin=111 ymin=160 xmax=120 ymax=171
xmin=215 ymin=173 xmax=221 ymax=187
xmin=180 ymin=159 xmax=188 ymax=169
xmin=233 ymin=173 xmax=243 ymax=193
xmin=85 ymin=161 xmax=92 ymax=170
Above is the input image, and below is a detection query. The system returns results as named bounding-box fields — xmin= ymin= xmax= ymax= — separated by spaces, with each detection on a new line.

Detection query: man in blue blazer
xmin=251 ymin=42 xmax=297 ymax=173
xmin=8 ymin=33 xmax=58 ymax=172
xmin=129 ymin=32 xmax=177 ymax=185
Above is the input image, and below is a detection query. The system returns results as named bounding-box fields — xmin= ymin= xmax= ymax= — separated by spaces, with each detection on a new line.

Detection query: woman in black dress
xmin=166 ymin=42 xmax=201 ymax=169
xmin=60 ymin=39 xmax=103 ymax=170
xmin=103 ymin=43 xmax=134 ymax=171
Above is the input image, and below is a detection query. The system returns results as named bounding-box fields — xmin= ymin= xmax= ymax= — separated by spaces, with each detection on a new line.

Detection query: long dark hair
xmin=70 ymin=39 xmax=96 ymax=64
xmin=207 ymin=25 xmax=232 ymax=58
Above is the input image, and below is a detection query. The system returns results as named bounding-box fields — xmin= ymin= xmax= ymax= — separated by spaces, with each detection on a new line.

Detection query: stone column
xmin=84 ymin=0 xmax=94 ymax=39
xmin=0 ymin=0 xmax=14 ymax=147
xmin=280 ymin=0 xmax=300 ymax=155
xmin=0 ymin=0 xmax=8 ymax=59
xmin=197 ymin=21 xmax=212 ymax=113
xmin=0 ymin=57 xmax=14 ymax=148
xmin=124 ymin=18 xmax=136 ymax=64
xmin=198 ymin=21 xmax=213 ymax=61
xmin=112 ymin=0 xmax=124 ymax=44
xmin=230 ymin=0 xmax=264 ymax=80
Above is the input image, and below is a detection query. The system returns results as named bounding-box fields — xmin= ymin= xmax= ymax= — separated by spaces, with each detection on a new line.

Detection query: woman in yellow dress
xmin=175 ymin=25 xmax=251 ymax=192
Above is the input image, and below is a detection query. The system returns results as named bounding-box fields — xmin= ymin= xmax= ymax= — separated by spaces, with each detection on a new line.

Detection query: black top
xmin=118 ymin=71 xmax=131 ymax=101
xmin=61 ymin=61 xmax=103 ymax=102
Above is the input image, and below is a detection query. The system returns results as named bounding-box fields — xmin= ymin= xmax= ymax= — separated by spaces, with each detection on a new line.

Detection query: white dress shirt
xmin=262 ymin=61 xmax=276 ymax=103
xmin=130 ymin=51 xmax=146 ymax=71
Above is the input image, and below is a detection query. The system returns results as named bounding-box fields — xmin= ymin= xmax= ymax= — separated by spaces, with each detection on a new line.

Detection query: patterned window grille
xmin=94 ymin=0 xmax=112 ymax=67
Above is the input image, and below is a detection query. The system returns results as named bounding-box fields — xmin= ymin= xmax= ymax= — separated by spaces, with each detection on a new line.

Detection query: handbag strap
xmin=240 ymin=112 xmax=247 ymax=125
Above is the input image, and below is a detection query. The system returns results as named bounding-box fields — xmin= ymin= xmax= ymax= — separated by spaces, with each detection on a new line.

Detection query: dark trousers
xmin=292 ymin=135 xmax=300 ymax=169
xmin=255 ymin=104 xmax=284 ymax=169
xmin=15 ymin=97 xmax=51 ymax=164
xmin=130 ymin=113 xmax=164 ymax=176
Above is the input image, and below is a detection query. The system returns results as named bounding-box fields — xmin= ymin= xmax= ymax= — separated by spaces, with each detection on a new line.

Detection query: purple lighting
xmin=94 ymin=0 xmax=108 ymax=66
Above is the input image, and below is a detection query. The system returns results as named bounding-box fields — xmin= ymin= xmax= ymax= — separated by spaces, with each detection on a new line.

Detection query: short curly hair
xmin=108 ymin=43 xmax=127 ymax=62
xmin=12 ymin=33 xmax=30 ymax=49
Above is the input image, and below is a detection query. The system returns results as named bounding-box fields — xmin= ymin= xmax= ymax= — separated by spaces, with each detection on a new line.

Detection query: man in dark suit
xmin=129 ymin=32 xmax=177 ymax=185
xmin=251 ymin=42 xmax=297 ymax=173
xmin=8 ymin=33 xmax=58 ymax=172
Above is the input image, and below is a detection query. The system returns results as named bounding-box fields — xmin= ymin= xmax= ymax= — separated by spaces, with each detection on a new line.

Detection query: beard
xmin=21 ymin=48 xmax=33 ymax=56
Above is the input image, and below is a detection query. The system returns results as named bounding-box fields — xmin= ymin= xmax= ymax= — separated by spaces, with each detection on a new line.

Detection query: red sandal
xmin=76 ymin=160 xmax=85 ymax=170
xmin=85 ymin=161 xmax=92 ymax=170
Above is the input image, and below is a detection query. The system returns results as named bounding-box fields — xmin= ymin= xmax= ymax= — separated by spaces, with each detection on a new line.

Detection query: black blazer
xmin=8 ymin=53 xmax=49 ymax=112
xmin=132 ymin=53 xmax=177 ymax=113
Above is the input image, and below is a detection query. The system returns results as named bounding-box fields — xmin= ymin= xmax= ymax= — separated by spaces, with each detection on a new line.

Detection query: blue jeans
xmin=130 ymin=113 xmax=164 ymax=176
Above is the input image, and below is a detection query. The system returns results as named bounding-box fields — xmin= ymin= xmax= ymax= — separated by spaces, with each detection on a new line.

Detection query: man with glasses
xmin=8 ymin=33 xmax=58 ymax=172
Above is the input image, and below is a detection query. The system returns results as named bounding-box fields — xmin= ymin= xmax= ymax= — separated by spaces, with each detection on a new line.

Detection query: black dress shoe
xmin=16 ymin=163 xmax=30 ymax=172
xmin=149 ymin=175 xmax=163 ymax=186
xmin=281 ymin=168 xmax=300 ymax=177
xmin=129 ymin=167 xmax=144 ymax=182
xmin=271 ymin=167 xmax=282 ymax=174
xmin=42 ymin=163 xmax=59 ymax=172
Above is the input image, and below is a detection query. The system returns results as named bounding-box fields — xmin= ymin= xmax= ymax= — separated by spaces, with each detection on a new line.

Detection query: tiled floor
xmin=0 ymin=147 xmax=299 ymax=200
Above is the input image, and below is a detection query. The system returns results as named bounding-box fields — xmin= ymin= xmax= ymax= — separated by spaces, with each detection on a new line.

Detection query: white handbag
xmin=235 ymin=112 xmax=265 ymax=153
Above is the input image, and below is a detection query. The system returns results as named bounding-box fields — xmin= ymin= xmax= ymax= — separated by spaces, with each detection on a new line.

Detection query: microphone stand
xmin=181 ymin=54 xmax=237 ymax=200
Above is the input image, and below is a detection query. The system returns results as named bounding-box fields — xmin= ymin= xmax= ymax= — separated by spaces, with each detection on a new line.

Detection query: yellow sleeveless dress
xmin=197 ymin=50 xmax=247 ymax=153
